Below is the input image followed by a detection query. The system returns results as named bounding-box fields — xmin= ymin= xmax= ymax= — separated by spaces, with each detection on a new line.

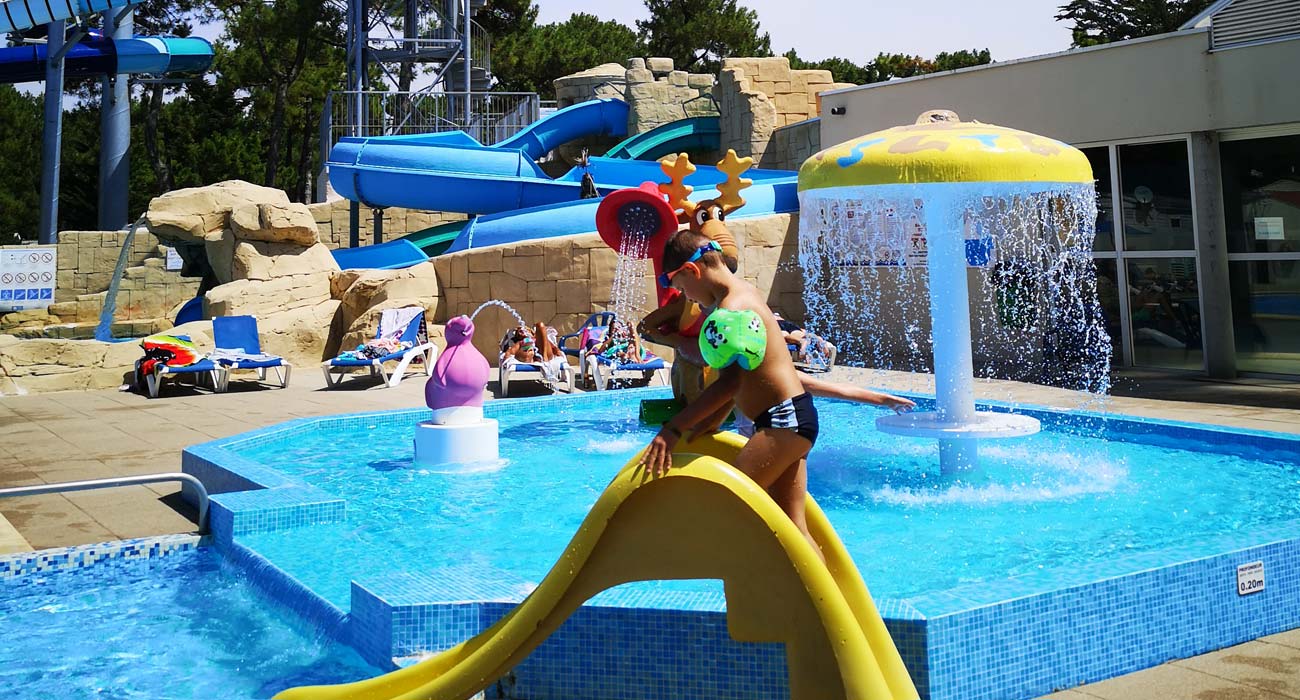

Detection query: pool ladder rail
xmin=0 ymin=473 xmax=209 ymax=534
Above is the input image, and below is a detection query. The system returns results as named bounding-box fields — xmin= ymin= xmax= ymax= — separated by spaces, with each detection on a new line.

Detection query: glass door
xmin=1220 ymin=132 xmax=1300 ymax=376
xmin=1116 ymin=139 xmax=1204 ymax=371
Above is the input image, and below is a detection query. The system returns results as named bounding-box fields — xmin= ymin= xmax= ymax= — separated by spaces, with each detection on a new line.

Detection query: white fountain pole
xmin=923 ymin=193 xmax=979 ymax=473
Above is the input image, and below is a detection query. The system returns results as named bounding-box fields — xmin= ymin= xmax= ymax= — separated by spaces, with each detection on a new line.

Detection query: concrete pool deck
xmin=2 ymin=366 xmax=1298 ymax=699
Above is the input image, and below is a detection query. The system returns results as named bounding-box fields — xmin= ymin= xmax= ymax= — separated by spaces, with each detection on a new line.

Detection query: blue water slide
xmin=494 ymin=98 xmax=628 ymax=159
xmin=0 ymin=0 xmax=138 ymax=34
xmin=329 ymin=96 xmax=800 ymax=259
xmin=447 ymin=176 xmax=799 ymax=254
xmin=0 ymin=33 xmax=213 ymax=84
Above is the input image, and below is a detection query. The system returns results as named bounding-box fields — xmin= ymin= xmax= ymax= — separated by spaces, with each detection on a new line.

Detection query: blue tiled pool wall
xmin=219 ymin=538 xmax=350 ymax=643
xmin=179 ymin=388 xmax=1300 ymax=700
xmin=920 ymin=534 xmax=1300 ymax=700
xmin=0 ymin=533 xmax=200 ymax=580
xmin=486 ymin=604 xmax=789 ymax=700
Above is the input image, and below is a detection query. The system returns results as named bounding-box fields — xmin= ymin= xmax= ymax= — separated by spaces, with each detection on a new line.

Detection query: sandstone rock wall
xmin=624 ymin=57 xmax=718 ymax=136
xmin=554 ymin=63 xmax=627 ymax=109
xmin=0 ymin=233 xmax=200 ymax=339
xmin=144 ymin=180 xmax=340 ymax=287
xmin=765 ymin=119 xmax=823 ymax=172
xmin=308 ymin=199 xmax=466 ymax=249
xmin=716 ymin=57 xmax=852 ymax=168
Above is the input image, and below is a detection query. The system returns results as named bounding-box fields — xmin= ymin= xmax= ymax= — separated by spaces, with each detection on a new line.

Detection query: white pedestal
xmin=414 ymin=419 xmax=499 ymax=466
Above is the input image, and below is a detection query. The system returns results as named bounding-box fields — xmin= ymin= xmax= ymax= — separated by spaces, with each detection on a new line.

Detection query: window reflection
xmin=1220 ymin=135 xmax=1300 ymax=255
xmin=1082 ymin=147 xmax=1115 ymax=252
xmin=1127 ymin=257 xmax=1203 ymax=370
xmin=1119 ymin=142 xmax=1195 ymax=252
xmin=1229 ymin=260 xmax=1300 ymax=375
xmin=1094 ymin=259 xmax=1122 ymax=362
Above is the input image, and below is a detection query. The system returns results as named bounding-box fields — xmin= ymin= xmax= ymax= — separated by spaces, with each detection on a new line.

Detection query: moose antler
xmin=715 ymin=150 xmax=753 ymax=217
xmin=658 ymin=153 xmax=698 ymax=219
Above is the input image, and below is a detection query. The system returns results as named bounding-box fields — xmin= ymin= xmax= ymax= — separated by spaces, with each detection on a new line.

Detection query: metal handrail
xmin=0 ymin=473 xmax=210 ymax=534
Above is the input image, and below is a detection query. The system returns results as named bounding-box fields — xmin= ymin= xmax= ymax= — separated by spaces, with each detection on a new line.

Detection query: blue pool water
xmin=233 ymin=394 xmax=1300 ymax=609
xmin=0 ymin=549 xmax=379 ymax=699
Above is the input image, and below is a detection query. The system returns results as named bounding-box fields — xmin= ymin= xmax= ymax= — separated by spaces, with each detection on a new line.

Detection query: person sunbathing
xmin=501 ymin=324 xmax=567 ymax=384
xmin=593 ymin=319 xmax=652 ymax=364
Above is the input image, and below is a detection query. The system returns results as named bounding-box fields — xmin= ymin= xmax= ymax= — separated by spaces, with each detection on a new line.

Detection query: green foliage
xmin=493 ymin=13 xmax=644 ymax=99
xmin=784 ymin=48 xmax=992 ymax=85
xmin=477 ymin=0 xmax=539 ymax=40
xmin=638 ymin=0 xmax=772 ymax=74
xmin=209 ymin=0 xmax=346 ymax=198
xmin=1056 ymin=0 xmax=1213 ymax=47
xmin=0 ymin=87 xmax=42 ymax=243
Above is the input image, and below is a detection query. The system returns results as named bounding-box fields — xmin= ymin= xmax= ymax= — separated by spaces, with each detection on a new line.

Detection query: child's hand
xmin=640 ymin=426 xmax=679 ymax=478
xmin=880 ymin=394 xmax=916 ymax=414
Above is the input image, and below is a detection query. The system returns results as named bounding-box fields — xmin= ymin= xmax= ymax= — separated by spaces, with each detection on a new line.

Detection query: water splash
xmin=608 ymin=229 xmax=651 ymax=323
xmin=470 ymin=299 xmax=526 ymax=329
xmin=798 ymin=182 xmax=1112 ymax=396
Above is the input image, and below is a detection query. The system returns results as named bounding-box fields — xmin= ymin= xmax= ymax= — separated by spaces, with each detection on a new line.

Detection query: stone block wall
xmin=308 ymin=199 xmax=466 ymax=249
xmin=765 ymin=118 xmax=823 ymax=172
xmin=624 ymin=57 xmax=718 ymax=135
xmin=715 ymin=57 xmax=852 ymax=167
xmin=52 ymin=231 xmax=167 ymax=303
xmin=554 ymin=63 xmax=628 ymax=109
xmin=0 ymin=232 xmax=201 ymax=337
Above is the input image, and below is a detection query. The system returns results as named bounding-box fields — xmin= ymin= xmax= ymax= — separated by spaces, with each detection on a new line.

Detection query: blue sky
xmin=538 ymin=0 xmax=1077 ymax=64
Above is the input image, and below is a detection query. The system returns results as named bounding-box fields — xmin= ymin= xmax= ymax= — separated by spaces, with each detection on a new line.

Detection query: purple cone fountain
xmin=415 ymin=314 xmax=498 ymax=466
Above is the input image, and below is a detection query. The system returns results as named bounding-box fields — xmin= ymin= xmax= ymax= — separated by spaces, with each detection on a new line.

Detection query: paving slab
xmin=1175 ymin=641 xmax=1300 ymax=699
xmin=1058 ymin=661 xmax=1296 ymax=700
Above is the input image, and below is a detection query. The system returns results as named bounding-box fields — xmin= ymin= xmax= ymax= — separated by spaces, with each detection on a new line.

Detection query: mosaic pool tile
xmin=0 ymin=533 xmax=201 ymax=580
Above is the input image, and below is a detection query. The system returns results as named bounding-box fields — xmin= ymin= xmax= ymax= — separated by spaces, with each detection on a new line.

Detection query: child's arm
xmin=640 ymin=367 xmax=742 ymax=477
xmin=798 ymin=372 xmax=916 ymax=413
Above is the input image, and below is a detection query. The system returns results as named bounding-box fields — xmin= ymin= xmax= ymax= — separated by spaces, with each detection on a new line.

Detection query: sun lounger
xmin=322 ymin=307 xmax=435 ymax=388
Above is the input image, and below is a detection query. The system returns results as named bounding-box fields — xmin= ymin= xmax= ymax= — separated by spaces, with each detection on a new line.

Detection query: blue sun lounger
xmin=584 ymin=352 xmax=669 ymax=391
xmin=321 ymin=307 xmax=435 ymax=388
xmin=209 ymin=315 xmax=291 ymax=391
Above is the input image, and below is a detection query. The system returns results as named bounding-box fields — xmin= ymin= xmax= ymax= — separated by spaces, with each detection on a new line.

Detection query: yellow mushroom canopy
xmin=799 ymin=110 xmax=1093 ymax=192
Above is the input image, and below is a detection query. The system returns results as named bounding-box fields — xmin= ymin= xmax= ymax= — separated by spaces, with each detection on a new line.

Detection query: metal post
xmin=38 ymin=21 xmax=66 ymax=245
xmin=373 ymin=207 xmax=384 ymax=245
xmin=463 ymin=0 xmax=471 ymax=126
xmin=98 ymin=8 xmax=132 ymax=230
xmin=349 ymin=200 xmax=360 ymax=248
xmin=317 ymin=92 xmax=332 ymax=203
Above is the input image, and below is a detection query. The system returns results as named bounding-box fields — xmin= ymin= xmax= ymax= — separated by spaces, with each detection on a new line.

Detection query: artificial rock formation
xmin=144 ymin=180 xmax=338 ymax=285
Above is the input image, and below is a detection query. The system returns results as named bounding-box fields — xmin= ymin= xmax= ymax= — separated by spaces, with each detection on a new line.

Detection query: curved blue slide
xmin=604 ymin=116 xmax=721 ymax=161
xmin=0 ymin=0 xmax=137 ymax=34
xmin=0 ymin=32 xmax=213 ymax=84
xmin=328 ymin=98 xmax=797 ymax=259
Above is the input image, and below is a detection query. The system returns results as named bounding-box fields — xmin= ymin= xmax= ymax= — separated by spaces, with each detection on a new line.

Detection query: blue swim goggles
xmin=658 ymin=240 xmax=723 ymax=288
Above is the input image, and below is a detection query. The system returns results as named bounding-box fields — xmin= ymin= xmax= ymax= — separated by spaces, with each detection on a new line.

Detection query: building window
xmin=1221 ymin=133 xmax=1300 ymax=375
xmin=1082 ymin=147 xmax=1115 ymax=252
xmin=1127 ymin=257 xmax=1203 ymax=370
xmin=1118 ymin=141 xmax=1195 ymax=252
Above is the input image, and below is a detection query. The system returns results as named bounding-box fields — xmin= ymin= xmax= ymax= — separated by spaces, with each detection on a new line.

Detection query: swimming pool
xmin=184 ymin=388 xmax=1300 ymax=700
xmin=0 ymin=537 xmax=380 ymax=700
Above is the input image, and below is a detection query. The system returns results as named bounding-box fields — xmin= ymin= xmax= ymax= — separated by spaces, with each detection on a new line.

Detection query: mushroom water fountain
xmin=798 ymin=111 xmax=1109 ymax=474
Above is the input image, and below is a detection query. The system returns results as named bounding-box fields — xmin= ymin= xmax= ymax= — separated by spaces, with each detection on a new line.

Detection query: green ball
xmin=699 ymin=308 xmax=767 ymax=370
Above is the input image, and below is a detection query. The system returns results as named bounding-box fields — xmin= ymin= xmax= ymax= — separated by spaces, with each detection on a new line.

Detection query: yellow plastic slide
xmin=275 ymin=432 xmax=918 ymax=700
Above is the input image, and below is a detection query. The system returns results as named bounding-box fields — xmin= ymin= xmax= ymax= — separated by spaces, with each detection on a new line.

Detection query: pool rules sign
xmin=1237 ymin=561 xmax=1265 ymax=596
xmin=0 ymin=247 xmax=57 ymax=313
